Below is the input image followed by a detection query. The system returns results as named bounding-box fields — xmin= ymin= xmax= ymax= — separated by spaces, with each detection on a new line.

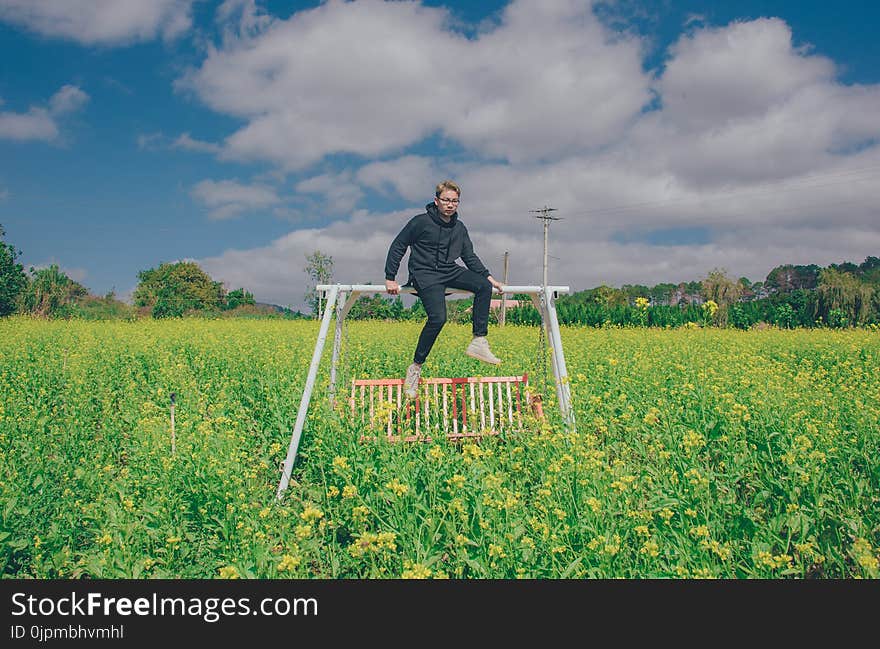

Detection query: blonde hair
xmin=435 ymin=180 xmax=461 ymax=197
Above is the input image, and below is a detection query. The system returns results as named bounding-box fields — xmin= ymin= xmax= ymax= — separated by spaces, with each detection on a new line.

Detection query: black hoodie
xmin=385 ymin=202 xmax=491 ymax=289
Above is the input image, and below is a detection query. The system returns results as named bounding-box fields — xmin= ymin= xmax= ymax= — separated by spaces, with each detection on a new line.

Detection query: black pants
xmin=413 ymin=269 xmax=493 ymax=365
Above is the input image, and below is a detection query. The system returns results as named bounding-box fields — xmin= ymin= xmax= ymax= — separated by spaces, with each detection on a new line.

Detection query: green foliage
xmin=224 ymin=288 xmax=256 ymax=310
xmin=816 ymin=267 xmax=875 ymax=327
xmin=133 ymin=261 xmax=225 ymax=318
xmin=19 ymin=264 xmax=88 ymax=318
xmin=3 ymin=320 xmax=879 ymax=578
xmin=67 ymin=292 xmax=137 ymax=320
xmin=773 ymin=303 xmax=796 ymax=329
xmin=348 ymin=294 xmax=400 ymax=320
xmin=700 ymin=268 xmax=743 ymax=327
xmin=765 ymin=264 xmax=820 ymax=294
xmin=0 ymin=225 xmax=27 ymax=316
xmin=304 ymin=250 xmax=334 ymax=317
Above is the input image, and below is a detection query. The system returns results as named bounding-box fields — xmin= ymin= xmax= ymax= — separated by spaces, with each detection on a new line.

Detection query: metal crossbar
xmin=351 ymin=374 xmax=528 ymax=442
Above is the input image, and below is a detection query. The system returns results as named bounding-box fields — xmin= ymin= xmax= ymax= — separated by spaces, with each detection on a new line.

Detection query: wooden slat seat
xmin=350 ymin=374 xmax=529 ymax=442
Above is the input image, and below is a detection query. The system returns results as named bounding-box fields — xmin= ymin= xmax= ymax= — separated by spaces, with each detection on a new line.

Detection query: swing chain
xmin=338 ymin=302 xmax=351 ymax=412
xmin=536 ymin=291 xmax=550 ymax=404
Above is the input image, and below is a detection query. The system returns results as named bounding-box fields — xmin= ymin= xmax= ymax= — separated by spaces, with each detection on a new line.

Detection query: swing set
xmin=276 ymin=283 xmax=576 ymax=499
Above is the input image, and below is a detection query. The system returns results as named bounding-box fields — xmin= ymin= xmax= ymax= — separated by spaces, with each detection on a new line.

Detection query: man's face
xmin=434 ymin=190 xmax=460 ymax=217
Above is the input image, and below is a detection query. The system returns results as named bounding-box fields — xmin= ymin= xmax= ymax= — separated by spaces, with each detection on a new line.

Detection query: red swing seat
xmin=350 ymin=374 xmax=531 ymax=442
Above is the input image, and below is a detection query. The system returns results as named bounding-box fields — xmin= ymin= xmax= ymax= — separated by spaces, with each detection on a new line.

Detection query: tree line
xmin=305 ymin=251 xmax=880 ymax=330
xmin=0 ymin=224 xmax=263 ymax=319
xmin=2 ymin=225 xmax=878 ymax=327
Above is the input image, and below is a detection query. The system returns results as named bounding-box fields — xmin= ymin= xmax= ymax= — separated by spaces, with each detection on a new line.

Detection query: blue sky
xmin=1 ymin=0 xmax=878 ymax=309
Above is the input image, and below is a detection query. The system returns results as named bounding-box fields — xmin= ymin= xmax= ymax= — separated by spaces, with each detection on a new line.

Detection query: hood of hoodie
xmin=426 ymin=202 xmax=458 ymax=228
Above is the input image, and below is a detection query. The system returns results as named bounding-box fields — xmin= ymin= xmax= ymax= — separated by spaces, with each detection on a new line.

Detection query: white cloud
xmin=180 ymin=0 xmax=652 ymax=170
xmin=173 ymin=132 xmax=223 ymax=154
xmin=49 ymin=85 xmax=90 ymax=115
xmin=191 ymin=178 xmax=282 ymax=220
xmin=0 ymin=108 xmax=57 ymax=141
xmin=0 ymin=85 xmax=89 ymax=142
xmin=183 ymin=4 xmax=880 ymax=307
xmin=658 ymin=19 xmax=834 ymax=132
xmin=356 ymin=156 xmax=442 ymax=202
xmin=295 ymin=171 xmax=364 ymax=216
xmin=0 ymin=0 xmax=195 ymax=45
xmin=137 ymin=132 xmax=167 ymax=151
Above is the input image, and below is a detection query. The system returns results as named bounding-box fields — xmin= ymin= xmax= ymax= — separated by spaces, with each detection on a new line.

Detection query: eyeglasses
xmin=437 ymin=197 xmax=460 ymax=204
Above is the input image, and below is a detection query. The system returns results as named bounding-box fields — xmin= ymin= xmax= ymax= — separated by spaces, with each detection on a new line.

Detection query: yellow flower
xmin=218 ymin=566 xmax=239 ymax=579
xmin=351 ymin=505 xmax=369 ymax=521
xmin=852 ymin=538 xmax=879 ymax=574
xmin=276 ymin=554 xmax=301 ymax=572
xmin=640 ymin=540 xmax=660 ymax=557
xmin=300 ymin=504 xmax=324 ymax=522
xmin=682 ymin=430 xmax=706 ymax=451
xmin=447 ymin=474 xmax=466 ymax=490
xmin=401 ymin=561 xmax=432 ymax=579
xmin=462 ymin=443 xmax=484 ymax=460
xmin=342 ymin=485 xmax=357 ymax=498
xmin=385 ymin=478 xmax=409 ymax=497
xmin=488 ymin=544 xmax=506 ymax=559
xmin=689 ymin=525 xmax=710 ymax=539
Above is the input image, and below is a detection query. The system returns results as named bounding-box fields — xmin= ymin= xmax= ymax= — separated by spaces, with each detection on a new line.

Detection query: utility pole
xmin=500 ymin=251 xmax=509 ymax=326
xmin=530 ymin=206 xmax=561 ymax=288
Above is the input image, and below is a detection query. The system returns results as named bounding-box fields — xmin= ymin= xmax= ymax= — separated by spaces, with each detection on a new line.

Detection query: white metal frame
xmin=276 ymin=283 xmax=575 ymax=498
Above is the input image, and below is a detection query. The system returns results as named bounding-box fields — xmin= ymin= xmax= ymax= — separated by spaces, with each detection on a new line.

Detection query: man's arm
xmin=385 ymin=217 xmax=418 ymax=294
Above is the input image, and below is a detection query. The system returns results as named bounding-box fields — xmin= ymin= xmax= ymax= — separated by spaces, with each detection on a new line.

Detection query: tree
xmin=621 ymin=284 xmax=650 ymax=305
xmin=765 ymin=264 xmax=819 ymax=294
xmin=0 ymin=224 xmax=27 ymax=316
xmin=19 ymin=264 xmax=88 ymax=318
xmin=816 ymin=267 xmax=874 ymax=327
xmin=304 ymin=250 xmax=334 ymax=318
xmin=133 ymin=261 xmax=224 ymax=318
xmin=592 ymin=284 xmax=627 ymax=308
xmin=649 ymin=282 xmax=677 ymax=306
xmin=858 ymin=256 xmax=880 ymax=284
xmin=225 ymin=288 xmax=256 ymax=310
xmin=700 ymin=268 xmax=743 ymax=327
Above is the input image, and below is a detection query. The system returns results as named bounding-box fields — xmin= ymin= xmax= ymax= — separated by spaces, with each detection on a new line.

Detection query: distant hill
xmin=255 ymin=302 xmax=287 ymax=313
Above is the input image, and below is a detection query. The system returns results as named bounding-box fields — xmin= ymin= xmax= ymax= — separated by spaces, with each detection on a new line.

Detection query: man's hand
xmin=386 ymin=279 xmax=400 ymax=295
xmin=487 ymin=276 xmax=504 ymax=294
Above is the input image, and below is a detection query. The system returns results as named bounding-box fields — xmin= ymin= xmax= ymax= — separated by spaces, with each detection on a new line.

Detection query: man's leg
xmin=447 ymin=271 xmax=501 ymax=365
xmin=413 ymin=283 xmax=449 ymax=365
xmin=445 ymin=270 xmax=492 ymax=337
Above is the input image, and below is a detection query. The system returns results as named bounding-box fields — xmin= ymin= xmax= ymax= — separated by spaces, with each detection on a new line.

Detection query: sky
xmin=1 ymin=0 xmax=879 ymax=310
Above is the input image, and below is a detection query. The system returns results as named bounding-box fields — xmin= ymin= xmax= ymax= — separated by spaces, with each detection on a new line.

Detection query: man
xmin=385 ymin=180 xmax=504 ymax=399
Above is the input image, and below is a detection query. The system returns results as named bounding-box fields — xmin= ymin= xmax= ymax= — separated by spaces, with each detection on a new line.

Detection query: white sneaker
xmin=466 ymin=336 xmax=501 ymax=365
xmin=404 ymin=363 xmax=421 ymax=399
